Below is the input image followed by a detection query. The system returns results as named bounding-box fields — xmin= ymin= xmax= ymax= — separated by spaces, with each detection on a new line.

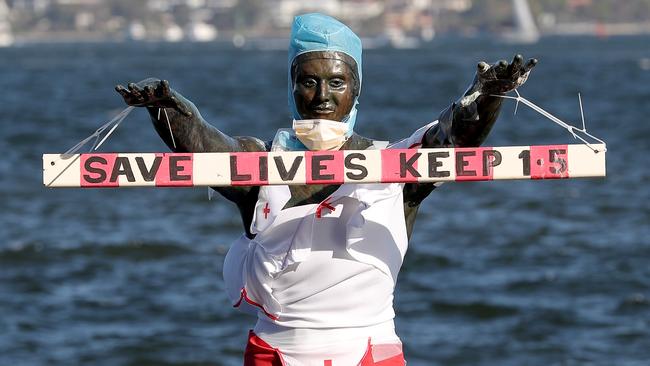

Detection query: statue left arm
xmin=403 ymin=55 xmax=537 ymax=238
xmin=423 ymin=54 xmax=537 ymax=148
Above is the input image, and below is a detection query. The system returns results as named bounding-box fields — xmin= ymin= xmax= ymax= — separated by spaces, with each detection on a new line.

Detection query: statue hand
xmin=115 ymin=78 xmax=192 ymax=117
xmin=475 ymin=54 xmax=537 ymax=95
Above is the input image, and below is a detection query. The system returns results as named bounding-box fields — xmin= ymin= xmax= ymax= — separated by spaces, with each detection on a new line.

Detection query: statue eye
xmin=330 ymin=78 xmax=344 ymax=88
xmin=301 ymin=78 xmax=317 ymax=88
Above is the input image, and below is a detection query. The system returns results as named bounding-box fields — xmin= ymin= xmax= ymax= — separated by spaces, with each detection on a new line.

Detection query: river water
xmin=1 ymin=36 xmax=649 ymax=365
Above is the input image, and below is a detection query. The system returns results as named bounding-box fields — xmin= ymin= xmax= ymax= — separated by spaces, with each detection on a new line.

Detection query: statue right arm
xmin=116 ymin=79 xmax=265 ymax=236
xmin=143 ymin=88 xmax=267 ymax=155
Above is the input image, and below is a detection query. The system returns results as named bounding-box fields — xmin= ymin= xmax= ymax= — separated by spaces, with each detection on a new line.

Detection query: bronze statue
xmin=116 ymin=13 xmax=536 ymax=366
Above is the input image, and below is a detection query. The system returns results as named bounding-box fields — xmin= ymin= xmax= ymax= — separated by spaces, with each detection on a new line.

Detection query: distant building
xmin=267 ymin=0 xmax=342 ymax=27
xmin=0 ymin=0 xmax=13 ymax=46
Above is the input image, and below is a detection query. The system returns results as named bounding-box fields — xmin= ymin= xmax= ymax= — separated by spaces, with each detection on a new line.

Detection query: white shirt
xmin=221 ymin=121 xmax=436 ymax=358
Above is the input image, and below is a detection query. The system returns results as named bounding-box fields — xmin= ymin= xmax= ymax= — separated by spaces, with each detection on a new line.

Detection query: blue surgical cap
xmin=288 ymin=13 xmax=362 ymax=135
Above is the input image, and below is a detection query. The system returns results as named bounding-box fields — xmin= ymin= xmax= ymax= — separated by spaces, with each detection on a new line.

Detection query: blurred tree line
xmin=530 ymin=0 xmax=650 ymax=22
xmin=435 ymin=0 xmax=649 ymax=34
xmin=7 ymin=0 xmax=650 ymax=37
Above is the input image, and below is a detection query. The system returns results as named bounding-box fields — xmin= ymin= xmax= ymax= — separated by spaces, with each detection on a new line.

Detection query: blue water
xmin=2 ymin=36 xmax=649 ymax=365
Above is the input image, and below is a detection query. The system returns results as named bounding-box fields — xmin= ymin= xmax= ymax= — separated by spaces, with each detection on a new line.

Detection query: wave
xmin=0 ymin=240 xmax=199 ymax=263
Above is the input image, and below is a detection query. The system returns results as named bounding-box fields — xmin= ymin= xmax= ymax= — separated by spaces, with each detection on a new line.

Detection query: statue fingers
xmin=143 ymin=85 xmax=155 ymax=102
xmin=160 ymin=79 xmax=172 ymax=97
xmin=513 ymin=58 xmax=537 ymax=87
xmin=493 ymin=59 xmax=508 ymax=78
xmin=152 ymin=79 xmax=169 ymax=98
xmin=115 ymin=84 xmax=130 ymax=99
xmin=523 ymin=58 xmax=538 ymax=73
xmin=507 ymin=54 xmax=523 ymax=77
xmin=116 ymin=84 xmax=141 ymax=105
xmin=477 ymin=61 xmax=490 ymax=74
xmin=128 ymin=82 xmax=144 ymax=102
xmin=477 ymin=60 xmax=498 ymax=84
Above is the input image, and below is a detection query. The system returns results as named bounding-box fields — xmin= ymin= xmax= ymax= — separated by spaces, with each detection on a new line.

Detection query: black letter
xmin=170 ymin=156 xmax=191 ymax=181
xmin=110 ymin=157 xmax=135 ymax=182
xmin=400 ymin=152 xmax=421 ymax=178
xmin=136 ymin=156 xmax=162 ymax=182
xmin=312 ymin=154 xmax=335 ymax=181
xmin=83 ymin=156 xmax=107 ymax=184
xmin=482 ymin=150 xmax=502 ymax=176
xmin=456 ymin=151 xmax=477 ymax=176
xmin=274 ymin=156 xmax=303 ymax=181
xmin=345 ymin=153 xmax=368 ymax=180
xmin=259 ymin=156 xmax=268 ymax=182
xmin=427 ymin=152 xmax=450 ymax=178
xmin=230 ymin=155 xmax=252 ymax=182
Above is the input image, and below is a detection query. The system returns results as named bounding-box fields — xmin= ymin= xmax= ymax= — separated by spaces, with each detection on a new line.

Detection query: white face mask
xmin=292 ymin=119 xmax=349 ymax=151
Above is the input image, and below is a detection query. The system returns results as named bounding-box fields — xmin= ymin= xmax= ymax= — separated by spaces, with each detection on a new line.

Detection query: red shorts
xmin=244 ymin=330 xmax=405 ymax=366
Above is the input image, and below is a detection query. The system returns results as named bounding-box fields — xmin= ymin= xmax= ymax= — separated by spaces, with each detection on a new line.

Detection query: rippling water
xmin=2 ymin=36 xmax=649 ymax=365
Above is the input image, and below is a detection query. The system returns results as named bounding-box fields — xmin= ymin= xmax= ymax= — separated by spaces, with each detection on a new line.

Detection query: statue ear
xmin=350 ymin=64 xmax=361 ymax=98
xmin=290 ymin=63 xmax=298 ymax=86
xmin=348 ymin=68 xmax=360 ymax=98
xmin=353 ymin=77 xmax=360 ymax=98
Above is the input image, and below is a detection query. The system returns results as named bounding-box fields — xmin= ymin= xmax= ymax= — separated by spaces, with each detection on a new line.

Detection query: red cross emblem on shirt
xmin=263 ymin=203 xmax=270 ymax=219
xmin=315 ymin=198 xmax=335 ymax=218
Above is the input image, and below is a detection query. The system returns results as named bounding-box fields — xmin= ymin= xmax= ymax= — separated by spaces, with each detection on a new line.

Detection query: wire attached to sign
xmin=494 ymin=90 xmax=607 ymax=153
xmin=157 ymin=107 xmax=177 ymax=149
xmin=62 ymin=105 xmax=179 ymax=159
xmin=46 ymin=106 xmax=135 ymax=185
xmin=63 ymin=106 xmax=135 ymax=156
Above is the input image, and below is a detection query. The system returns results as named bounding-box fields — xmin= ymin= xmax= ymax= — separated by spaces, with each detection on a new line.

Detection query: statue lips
xmin=309 ymin=103 xmax=336 ymax=118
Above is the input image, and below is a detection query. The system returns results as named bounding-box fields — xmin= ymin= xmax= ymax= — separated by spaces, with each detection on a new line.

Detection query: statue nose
xmin=315 ymin=82 xmax=330 ymax=101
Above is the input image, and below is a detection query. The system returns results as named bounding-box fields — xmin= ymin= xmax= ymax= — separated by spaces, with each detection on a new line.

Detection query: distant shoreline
xmin=6 ymin=22 xmax=650 ymax=47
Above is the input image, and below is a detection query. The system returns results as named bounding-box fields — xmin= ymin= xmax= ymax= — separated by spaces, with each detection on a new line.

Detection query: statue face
xmin=293 ymin=57 xmax=357 ymax=122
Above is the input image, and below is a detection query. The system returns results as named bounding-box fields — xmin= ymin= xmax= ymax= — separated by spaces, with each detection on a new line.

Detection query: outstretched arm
xmin=115 ymin=78 xmax=266 ymax=154
xmin=403 ymin=55 xmax=537 ymax=238
xmin=116 ymin=78 xmax=265 ymax=237
xmin=424 ymin=54 xmax=537 ymax=148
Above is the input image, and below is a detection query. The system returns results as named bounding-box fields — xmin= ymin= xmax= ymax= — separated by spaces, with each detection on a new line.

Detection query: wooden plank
xmin=43 ymin=144 xmax=606 ymax=188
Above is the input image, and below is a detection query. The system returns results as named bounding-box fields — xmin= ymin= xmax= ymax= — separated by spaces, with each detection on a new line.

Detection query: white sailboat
xmin=503 ymin=0 xmax=540 ymax=44
xmin=0 ymin=0 xmax=13 ymax=47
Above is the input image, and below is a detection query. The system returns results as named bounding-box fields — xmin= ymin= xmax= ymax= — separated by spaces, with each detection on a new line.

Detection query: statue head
xmin=288 ymin=13 xmax=362 ymax=136
xmin=291 ymin=51 xmax=358 ymax=123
